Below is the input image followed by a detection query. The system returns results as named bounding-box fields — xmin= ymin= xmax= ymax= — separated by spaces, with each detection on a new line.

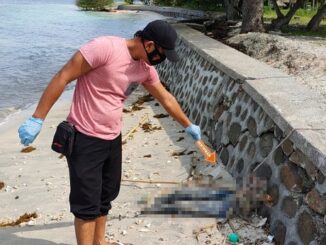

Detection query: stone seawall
xmin=117 ymin=4 xmax=223 ymax=20
xmin=157 ymin=24 xmax=326 ymax=245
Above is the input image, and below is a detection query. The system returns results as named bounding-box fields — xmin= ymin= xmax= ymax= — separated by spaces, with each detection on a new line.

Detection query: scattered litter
xmin=122 ymin=114 xmax=149 ymax=144
xmin=171 ymin=149 xmax=187 ymax=156
xmin=0 ymin=212 xmax=38 ymax=227
xmin=252 ymin=217 xmax=267 ymax=228
xmin=123 ymin=105 xmax=145 ymax=113
xmin=176 ymin=137 xmax=184 ymax=142
xmin=153 ymin=113 xmax=169 ymax=119
xmin=134 ymin=94 xmax=154 ymax=105
xmin=267 ymin=235 xmax=274 ymax=242
xmin=143 ymin=154 xmax=152 ymax=158
xmin=154 ymin=103 xmax=159 ymax=106
xmin=20 ymin=146 xmax=36 ymax=153
xmin=123 ymin=94 xmax=154 ymax=113
xmin=5 ymin=185 xmax=13 ymax=192
xmin=187 ymin=150 xmax=197 ymax=155
xmin=193 ymin=224 xmax=216 ymax=241
xmin=142 ymin=122 xmax=162 ymax=133
xmin=0 ymin=181 xmax=4 ymax=190
xmin=228 ymin=232 xmax=239 ymax=243
xmin=178 ymin=130 xmax=185 ymax=133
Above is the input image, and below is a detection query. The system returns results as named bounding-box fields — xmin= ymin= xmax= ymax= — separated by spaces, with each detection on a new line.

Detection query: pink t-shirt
xmin=67 ymin=36 xmax=160 ymax=140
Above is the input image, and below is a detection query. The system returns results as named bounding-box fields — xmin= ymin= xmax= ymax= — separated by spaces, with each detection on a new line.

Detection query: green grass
xmin=282 ymin=26 xmax=326 ymax=38
xmin=263 ymin=6 xmax=326 ymax=38
xmin=263 ymin=6 xmax=326 ymax=25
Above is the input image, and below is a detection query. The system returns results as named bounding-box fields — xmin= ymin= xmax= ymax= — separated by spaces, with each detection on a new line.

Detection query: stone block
xmin=305 ymin=189 xmax=326 ymax=215
xmin=220 ymin=147 xmax=229 ymax=166
xmin=259 ymin=133 xmax=274 ymax=158
xmin=255 ymin=163 xmax=273 ymax=180
xmin=281 ymin=196 xmax=298 ymax=218
xmin=280 ymin=163 xmax=304 ymax=192
xmin=271 ymin=220 xmax=287 ymax=245
xmin=274 ymin=147 xmax=285 ymax=166
xmin=282 ymin=139 xmax=294 ymax=156
xmin=297 ymin=211 xmax=317 ymax=245
xmin=247 ymin=116 xmax=257 ymax=137
xmin=280 ymin=163 xmax=314 ymax=193
xmin=228 ymin=122 xmax=241 ymax=145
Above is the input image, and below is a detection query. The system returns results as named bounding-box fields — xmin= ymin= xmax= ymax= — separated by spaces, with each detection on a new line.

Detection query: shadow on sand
xmin=0 ymin=221 xmax=73 ymax=245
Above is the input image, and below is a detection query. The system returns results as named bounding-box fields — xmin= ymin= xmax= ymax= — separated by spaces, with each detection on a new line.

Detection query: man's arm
xmin=33 ymin=51 xmax=92 ymax=120
xmin=143 ymin=82 xmax=192 ymax=128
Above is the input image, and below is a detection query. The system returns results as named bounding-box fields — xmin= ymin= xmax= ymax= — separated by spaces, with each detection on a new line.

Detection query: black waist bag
xmin=51 ymin=121 xmax=76 ymax=157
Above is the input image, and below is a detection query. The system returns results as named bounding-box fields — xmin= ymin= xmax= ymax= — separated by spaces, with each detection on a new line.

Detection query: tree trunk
xmin=270 ymin=0 xmax=304 ymax=30
xmin=223 ymin=0 xmax=242 ymax=20
xmin=270 ymin=0 xmax=284 ymax=18
xmin=307 ymin=4 xmax=326 ymax=31
xmin=241 ymin=0 xmax=265 ymax=33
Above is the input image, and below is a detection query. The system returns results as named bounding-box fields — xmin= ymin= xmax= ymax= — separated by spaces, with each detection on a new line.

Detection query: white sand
xmin=0 ymin=88 xmax=226 ymax=245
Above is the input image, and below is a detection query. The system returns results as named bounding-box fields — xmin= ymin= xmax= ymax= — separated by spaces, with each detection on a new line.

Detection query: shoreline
xmin=0 ymin=89 xmax=74 ymax=136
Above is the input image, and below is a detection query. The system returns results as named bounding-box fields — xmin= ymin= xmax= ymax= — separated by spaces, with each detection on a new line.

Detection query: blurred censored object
xmin=140 ymin=166 xmax=268 ymax=219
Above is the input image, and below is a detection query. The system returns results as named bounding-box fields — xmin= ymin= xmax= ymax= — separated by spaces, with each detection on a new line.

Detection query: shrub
xmin=76 ymin=0 xmax=113 ymax=11
xmin=125 ymin=0 xmax=134 ymax=4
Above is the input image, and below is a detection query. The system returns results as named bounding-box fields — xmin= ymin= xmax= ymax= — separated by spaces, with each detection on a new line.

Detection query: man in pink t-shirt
xmin=18 ymin=20 xmax=201 ymax=245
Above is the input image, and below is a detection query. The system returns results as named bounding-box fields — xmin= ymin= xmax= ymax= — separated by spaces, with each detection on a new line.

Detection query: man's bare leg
xmin=93 ymin=215 xmax=110 ymax=245
xmin=75 ymin=217 xmax=96 ymax=245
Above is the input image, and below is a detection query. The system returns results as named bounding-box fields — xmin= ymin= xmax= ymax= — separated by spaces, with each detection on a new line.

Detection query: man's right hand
xmin=18 ymin=117 xmax=43 ymax=146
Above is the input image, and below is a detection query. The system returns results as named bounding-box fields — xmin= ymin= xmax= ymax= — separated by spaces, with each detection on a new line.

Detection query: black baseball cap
xmin=142 ymin=20 xmax=179 ymax=62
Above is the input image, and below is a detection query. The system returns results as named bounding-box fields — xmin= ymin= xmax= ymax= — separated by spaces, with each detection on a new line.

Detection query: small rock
xmin=138 ymin=228 xmax=150 ymax=232
xmin=27 ymin=220 xmax=35 ymax=226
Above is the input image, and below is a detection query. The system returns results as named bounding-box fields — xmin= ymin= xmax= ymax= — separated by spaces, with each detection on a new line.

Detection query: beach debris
xmin=228 ymin=232 xmax=239 ymax=243
xmin=0 ymin=212 xmax=38 ymax=227
xmin=252 ymin=216 xmax=267 ymax=228
xmin=171 ymin=149 xmax=187 ymax=156
xmin=134 ymin=94 xmax=154 ymax=105
xmin=123 ymin=94 xmax=154 ymax=113
xmin=20 ymin=146 xmax=36 ymax=153
xmin=193 ymin=223 xmax=216 ymax=241
xmin=153 ymin=113 xmax=169 ymax=119
xmin=141 ymin=122 xmax=162 ymax=133
xmin=143 ymin=154 xmax=152 ymax=158
xmin=123 ymin=105 xmax=145 ymax=113
xmin=0 ymin=181 xmax=4 ymax=190
xmin=187 ymin=150 xmax=197 ymax=155
xmin=122 ymin=114 xmax=149 ymax=144
xmin=176 ymin=137 xmax=184 ymax=142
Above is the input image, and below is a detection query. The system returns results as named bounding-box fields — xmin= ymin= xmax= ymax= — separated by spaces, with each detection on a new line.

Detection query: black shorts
xmin=66 ymin=131 xmax=122 ymax=220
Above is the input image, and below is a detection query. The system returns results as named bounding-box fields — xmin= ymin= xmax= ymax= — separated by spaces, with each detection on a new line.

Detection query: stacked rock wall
xmin=156 ymin=27 xmax=326 ymax=245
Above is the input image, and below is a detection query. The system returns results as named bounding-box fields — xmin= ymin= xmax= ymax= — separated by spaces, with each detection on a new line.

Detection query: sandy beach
xmin=0 ymin=87 xmax=230 ymax=245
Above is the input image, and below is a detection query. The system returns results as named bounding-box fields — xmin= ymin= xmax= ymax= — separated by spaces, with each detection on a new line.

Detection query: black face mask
xmin=143 ymin=41 xmax=166 ymax=66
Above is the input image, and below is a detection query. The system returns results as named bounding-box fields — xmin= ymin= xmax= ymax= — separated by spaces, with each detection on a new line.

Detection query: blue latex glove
xmin=185 ymin=124 xmax=201 ymax=141
xmin=18 ymin=117 xmax=43 ymax=146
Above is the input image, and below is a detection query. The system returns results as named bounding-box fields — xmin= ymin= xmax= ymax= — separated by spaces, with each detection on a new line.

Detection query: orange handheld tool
xmin=195 ymin=139 xmax=217 ymax=165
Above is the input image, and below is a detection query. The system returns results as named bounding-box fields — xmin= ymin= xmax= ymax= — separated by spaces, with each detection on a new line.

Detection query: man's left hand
xmin=185 ymin=124 xmax=201 ymax=141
